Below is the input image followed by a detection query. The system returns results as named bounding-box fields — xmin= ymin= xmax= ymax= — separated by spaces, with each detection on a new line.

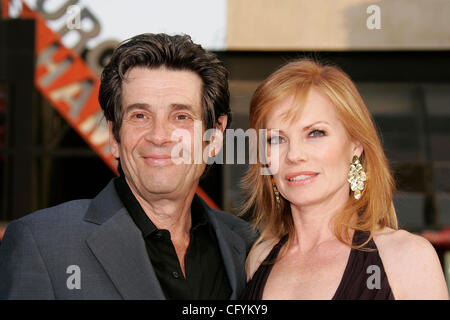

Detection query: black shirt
xmin=114 ymin=175 xmax=232 ymax=299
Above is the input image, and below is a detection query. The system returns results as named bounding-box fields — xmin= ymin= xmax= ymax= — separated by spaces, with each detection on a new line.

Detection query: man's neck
xmin=128 ymin=181 xmax=199 ymax=277
xmin=126 ymin=179 xmax=197 ymax=239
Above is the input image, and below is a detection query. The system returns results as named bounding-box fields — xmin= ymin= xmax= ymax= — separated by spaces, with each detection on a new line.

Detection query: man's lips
xmin=143 ymin=154 xmax=172 ymax=159
xmin=142 ymin=154 xmax=174 ymax=165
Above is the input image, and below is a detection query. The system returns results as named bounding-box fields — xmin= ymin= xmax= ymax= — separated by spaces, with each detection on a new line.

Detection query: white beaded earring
xmin=347 ymin=155 xmax=367 ymax=200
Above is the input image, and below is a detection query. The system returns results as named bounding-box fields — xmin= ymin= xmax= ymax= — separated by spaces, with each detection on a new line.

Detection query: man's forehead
xmin=121 ymin=67 xmax=203 ymax=112
xmin=123 ymin=66 xmax=201 ymax=84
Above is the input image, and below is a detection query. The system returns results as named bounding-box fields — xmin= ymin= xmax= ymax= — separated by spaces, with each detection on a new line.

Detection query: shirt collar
xmin=114 ymin=168 xmax=209 ymax=238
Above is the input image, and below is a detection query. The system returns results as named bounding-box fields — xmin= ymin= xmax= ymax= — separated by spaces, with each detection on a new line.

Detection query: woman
xmin=239 ymin=59 xmax=449 ymax=300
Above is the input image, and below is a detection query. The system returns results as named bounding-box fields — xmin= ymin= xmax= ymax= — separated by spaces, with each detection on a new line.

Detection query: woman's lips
xmin=285 ymin=171 xmax=319 ymax=185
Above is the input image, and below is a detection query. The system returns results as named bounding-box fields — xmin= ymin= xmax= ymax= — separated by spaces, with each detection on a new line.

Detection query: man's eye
xmin=176 ymin=114 xmax=191 ymax=120
xmin=133 ymin=113 xmax=146 ymax=119
xmin=267 ymin=136 xmax=284 ymax=144
xmin=309 ymin=129 xmax=325 ymax=137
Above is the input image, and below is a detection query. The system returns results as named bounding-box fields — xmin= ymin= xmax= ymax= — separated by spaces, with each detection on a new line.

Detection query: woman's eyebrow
xmin=302 ymin=121 xmax=330 ymax=131
xmin=265 ymin=128 xmax=285 ymax=135
xmin=266 ymin=121 xmax=330 ymax=133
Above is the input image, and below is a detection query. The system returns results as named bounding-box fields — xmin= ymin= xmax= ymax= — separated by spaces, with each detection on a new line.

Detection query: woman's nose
xmin=286 ymin=140 xmax=307 ymax=163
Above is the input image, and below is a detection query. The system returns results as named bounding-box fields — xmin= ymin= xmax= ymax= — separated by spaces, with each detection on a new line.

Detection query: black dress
xmin=240 ymin=230 xmax=394 ymax=300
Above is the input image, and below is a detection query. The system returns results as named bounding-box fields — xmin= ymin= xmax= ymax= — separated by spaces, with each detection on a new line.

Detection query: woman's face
xmin=265 ymin=88 xmax=363 ymax=211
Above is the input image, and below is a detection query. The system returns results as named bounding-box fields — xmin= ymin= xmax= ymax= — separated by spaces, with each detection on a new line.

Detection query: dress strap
xmin=332 ymin=230 xmax=394 ymax=300
xmin=239 ymin=235 xmax=288 ymax=300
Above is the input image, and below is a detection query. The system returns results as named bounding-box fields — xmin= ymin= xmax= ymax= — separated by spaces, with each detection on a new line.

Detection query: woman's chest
xmin=262 ymin=247 xmax=351 ymax=300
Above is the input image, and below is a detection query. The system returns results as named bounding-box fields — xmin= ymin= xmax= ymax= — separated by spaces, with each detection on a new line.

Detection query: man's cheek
xmin=170 ymin=128 xmax=192 ymax=164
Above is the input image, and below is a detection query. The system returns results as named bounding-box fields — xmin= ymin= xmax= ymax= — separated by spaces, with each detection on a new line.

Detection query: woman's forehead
xmin=264 ymin=88 xmax=339 ymax=128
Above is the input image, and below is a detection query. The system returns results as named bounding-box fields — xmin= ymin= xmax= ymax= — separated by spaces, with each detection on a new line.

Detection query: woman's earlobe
xmin=352 ymin=140 xmax=364 ymax=159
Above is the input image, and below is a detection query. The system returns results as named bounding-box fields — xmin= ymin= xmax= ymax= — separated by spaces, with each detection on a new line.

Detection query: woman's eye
xmin=309 ymin=129 xmax=325 ymax=137
xmin=267 ymin=136 xmax=284 ymax=144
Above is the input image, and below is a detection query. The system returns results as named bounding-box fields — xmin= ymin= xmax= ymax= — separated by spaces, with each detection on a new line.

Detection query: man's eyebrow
xmin=123 ymin=103 xmax=150 ymax=113
xmin=123 ymin=103 xmax=198 ymax=113
xmin=170 ymin=103 xmax=194 ymax=111
xmin=170 ymin=104 xmax=203 ymax=118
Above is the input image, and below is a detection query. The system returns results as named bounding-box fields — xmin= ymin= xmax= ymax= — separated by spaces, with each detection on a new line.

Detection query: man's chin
xmin=140 ymin=176 xmax=183 ymax=194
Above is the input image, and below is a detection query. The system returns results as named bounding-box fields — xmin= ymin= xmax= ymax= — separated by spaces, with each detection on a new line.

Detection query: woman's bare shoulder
xmin=245 ymin=237 xmax=279 ymax=281
xmin=373 ymin=227 xmax=437 ymax=256
xmin=373 ymin=227 xmax=449 ymax=299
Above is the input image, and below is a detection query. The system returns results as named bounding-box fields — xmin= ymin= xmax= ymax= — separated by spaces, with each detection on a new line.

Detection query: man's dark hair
xmin=99 ymin=33 xmax=231 ymax=142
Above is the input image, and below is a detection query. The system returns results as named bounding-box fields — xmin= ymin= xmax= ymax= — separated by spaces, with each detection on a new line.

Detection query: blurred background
xmin=1 ymin=0 xmax=449 ymax=291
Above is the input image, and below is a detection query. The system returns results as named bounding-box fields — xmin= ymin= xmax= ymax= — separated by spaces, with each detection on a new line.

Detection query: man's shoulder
xmin=13 ymin=179 xmax=119 ymax=230
xmin=0 ymin=198 xmax=98 ymax=264
xmin=6 ymin=199 xmax=94 ymax=244
xmin=16 ymin=199 xmax=92 ymax=227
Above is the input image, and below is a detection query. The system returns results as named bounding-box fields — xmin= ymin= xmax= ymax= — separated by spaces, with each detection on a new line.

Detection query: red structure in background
xmin=1 ymin=0 xmax=8 ymax=17
xmin=2 ymin=1 xmax=448 ymax=253
xmin=0 ymin=0 xmax=219 ymax=240
xmin=422 ymin=227 xmax=450 ymax=251
xmin=0 ymin=0 xmax=218 ymax=205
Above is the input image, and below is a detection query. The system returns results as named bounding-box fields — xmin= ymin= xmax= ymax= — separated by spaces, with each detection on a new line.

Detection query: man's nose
xmin=144 ymin=119 xmax=173 ymax=146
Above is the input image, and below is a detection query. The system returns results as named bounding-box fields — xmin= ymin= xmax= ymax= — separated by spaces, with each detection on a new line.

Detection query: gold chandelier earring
xmin=347 ymin=155 xmax=367 ymax=200
xmin=271 ymin=177 xmax=281 ymax=208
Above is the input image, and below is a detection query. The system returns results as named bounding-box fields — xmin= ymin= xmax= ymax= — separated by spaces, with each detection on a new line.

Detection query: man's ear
xmin=108 ymin=121 xmax=120 ymax=158
xmin=216 ymin=115 xmax=228 ymax=134
xmin=209 ymin=115 xmax=228 ymax=157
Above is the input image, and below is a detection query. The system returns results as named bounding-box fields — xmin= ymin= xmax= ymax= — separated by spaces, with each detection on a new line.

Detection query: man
xmin=0 ymin=33 xmax=256 ymax=299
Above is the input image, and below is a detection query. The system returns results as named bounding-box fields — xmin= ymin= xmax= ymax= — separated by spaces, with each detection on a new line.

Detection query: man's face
xmin=109 ymin=67 xmax=207 ymax=201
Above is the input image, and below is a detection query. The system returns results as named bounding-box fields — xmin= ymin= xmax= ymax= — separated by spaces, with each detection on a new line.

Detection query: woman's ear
xmin=352 ymin=139 xmax=364 ymax=159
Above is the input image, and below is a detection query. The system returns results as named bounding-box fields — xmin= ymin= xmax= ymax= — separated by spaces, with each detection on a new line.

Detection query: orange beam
xmin=196 ymin=187 xmax=220 ymax=210
xmin=1 ymin=0 xmax=9 ymax=18
xmin=16 ymin=2 xmax=221 ymax=212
